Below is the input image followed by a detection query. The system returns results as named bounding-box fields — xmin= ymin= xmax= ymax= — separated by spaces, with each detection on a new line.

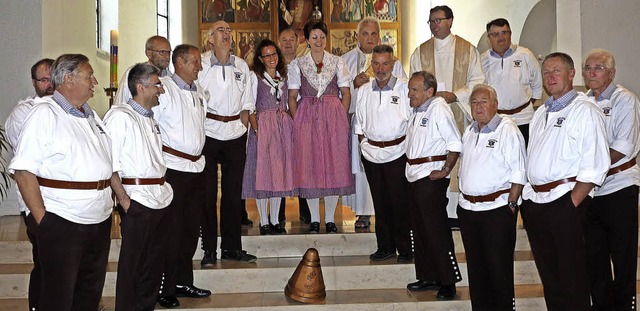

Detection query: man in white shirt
xmin=114 ymin=36 xmax=172 ymax=104
xmin=404 ymin=71 xmax=462 ymax=300
xmin=521 ymin=52 xmax=610 ymax=310
xmin=458 ymin=84 xmax=526 ymax=310
xmin=10 ymin=54 xmax=115 ymax=311
xmin=154 ymin=45 xmax=212 ymax=308
xmin=354 ymin=44 xmax=412 ymax=262
xmin=199 ymin=21 xmax=257 ymax=264
xmin=342 ymin=17 xmax=406 ymax=228
xmin=582 ymin=49 xmax=640 ymax=311
xmin=481 ymin=18 xmax=542 ymax=144
xmin=4 ymin=58 xmax=54 ymax=311
xmin=409 ymin=5 xmax=485 ymax=226
xmin=105 ymin=62 xmax=174 ymax=310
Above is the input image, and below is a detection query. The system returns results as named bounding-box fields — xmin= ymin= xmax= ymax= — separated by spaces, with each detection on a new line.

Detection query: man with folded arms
xmin=153 ymin=44 xmax=211 ymax=308
xmin=105 ymin=63 xmax=174 ymax=310
xmin=521 ymin=52 xmax=609 ymax=310
xmin=10 ymin=54 xmax=114 ymax=310
xmin=481 ymin=18 xmax=541 ymax=144
xmin=354 ymin=44 xmax=412 ymax=262
xmin=404 ymin=71 xmax=462 ymax=300
xmin=582 ymin=49 xmax=640 ymax=311
xmin=458 ymin=84 xmax=526 ymax=310
xmin=199 ymin=21 xmax=257 ymax=264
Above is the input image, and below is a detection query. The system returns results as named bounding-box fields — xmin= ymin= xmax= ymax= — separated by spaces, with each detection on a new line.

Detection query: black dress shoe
xmin=241 ymin=217 xmax=254 ymax=227
xmin=157 ymin=295 xmax=180 ymax=308
xmin=221 ymin=249 xmax=257 ymax=262
xmin=407 ymin=280 xmax=441 ymax=291
xmin=308 ymin=221 xmax=320 ymax=233
xmin=259 ymin=224 xmax=271 ymax=235
xmin=436 ymin=284 xmax=456 ymax=300
xmin=325 ymin=222 xmax=338 ymax=233
xmin=369 ymin=250 xmax=396 ymax=261
xmin=201 ymin=250 xmax=216 ymax=268
xmin=176 ymin=284 xmax=211 ymax=298
xmin=271 ymin=223 xmax=287 ymax=234
xmin=397 ymin=252 xmax=414 ymax=263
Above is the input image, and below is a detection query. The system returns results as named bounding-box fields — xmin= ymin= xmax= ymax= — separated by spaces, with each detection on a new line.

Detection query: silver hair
xmin=357 ymin=16 xmax=381 ymax=34
xmin=128 ymin=63 xmax=161 ymax=97
xmin=50 ymin=54 xmax=89 ymax=89
xmin=584 ymin=48 xmax=615 ymax=69
xmin=471 ymin=84 xmax=498 ymax=103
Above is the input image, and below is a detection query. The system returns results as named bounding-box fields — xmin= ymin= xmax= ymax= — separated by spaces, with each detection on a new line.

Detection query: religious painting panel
xmin=330 ymin=0 xmax=364 ymax=23
xmin=202 ymin=0 xmax=236 ymax=23
xmin=279 ymin=0 xmax=323 ymax=46
xmin=330 ymin=29 xmax=358 ymax=56
xmin=236 ymin=30 xmax=272 ymax=65
xmin=363 ymin=0 xmax=398 ymax=22
xmin=235 ymin=0 xmax=271 ymax=23
xmin=380 ymin=29 xmax=398 ymax=57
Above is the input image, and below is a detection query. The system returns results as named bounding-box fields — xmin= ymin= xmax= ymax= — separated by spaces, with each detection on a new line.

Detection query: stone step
xmin=0 ymin=285 xmax=552 ymax=311
xmin=0 ymin=230 xmax=536 ymax=264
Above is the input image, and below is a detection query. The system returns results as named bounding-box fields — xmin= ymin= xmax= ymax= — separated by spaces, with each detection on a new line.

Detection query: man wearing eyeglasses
xmin=104 ymin=62 xmax=174 ymax=311
xmin=115 ymin=35 xmax=172 ymax=105
xmin=199 ymin=20 xmax=258 ymax=267
xmin=409 ymin=5 xmax=485 ymax=229
xmin=10 ymin=54 xmax=114 ymax=311
xmin=480 ymin=18 xmax=541 ymax=145
xmin=4 ymin=58 xmax=54 ymax=311
xmin=521 ymin=52 xmax=609 ymax=310
xmin=153 ymin=45 xmax=211 ymax=308
xmin=582 ymin=49 xmax=640 ymax=311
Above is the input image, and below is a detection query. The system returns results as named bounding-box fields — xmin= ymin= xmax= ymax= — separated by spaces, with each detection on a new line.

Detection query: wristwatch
xmin=508 ymin=201 xmax=518 ymax=209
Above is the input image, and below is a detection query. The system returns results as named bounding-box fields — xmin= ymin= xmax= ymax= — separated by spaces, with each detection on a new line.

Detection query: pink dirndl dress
xmin=289 ymin=53 xmax=355 ymax=198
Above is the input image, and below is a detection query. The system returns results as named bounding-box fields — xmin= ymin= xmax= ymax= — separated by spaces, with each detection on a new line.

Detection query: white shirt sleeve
xmin=610 ymin=89 xmax=640 ymax=157
xmin=435 ymin=103 xmax=463 ymax=152
xmin=500 ymin=120 xmax=527 ymax=185
xmin=287 ymin=60 xmax=301 ymax=90
xmin=574 ymin=104 xmax=610 ymax=185
xmin=525 ymin=49 xmax=543 ymax=99
xmin=336 ymin=57 xmax=353 ymax=88
xmin=393 ymin=60 xmax=407 ymax=79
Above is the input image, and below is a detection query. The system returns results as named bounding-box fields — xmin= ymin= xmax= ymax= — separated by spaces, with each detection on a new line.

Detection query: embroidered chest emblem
xmin=95 ymin=124 xmax=106 ymax=134
xmin=420 ymin=117 xmax=428 ymax=127
xmin=602 ymin=107 xmax=612 ymax=116
xmin=154 ymin=124 xmax=161 ymax=134
xmin=234 ymin=72 xmax=243 ymax=81
xmin=513 ymin=60 xmax=522 ymax=67
xmin=554 ymin=117 xmax=566 ymax=127
xmin=486 ymin=139 xmax=497 ymax=148
xmin=391 ymin=96 xmax=399 ymax=104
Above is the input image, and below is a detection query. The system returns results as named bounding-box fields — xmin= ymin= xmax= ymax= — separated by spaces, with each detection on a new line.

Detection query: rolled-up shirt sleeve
xmin=501 ymin=121 xmax=527 ymax=185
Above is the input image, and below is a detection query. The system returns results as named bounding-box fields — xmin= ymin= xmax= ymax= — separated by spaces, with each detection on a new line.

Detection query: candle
xmin=110 ymin=30 xmax=119 ymax=88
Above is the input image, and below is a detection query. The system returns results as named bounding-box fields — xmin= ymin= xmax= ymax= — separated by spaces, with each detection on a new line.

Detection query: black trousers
xmin=586 ymin=185 xmax=639 ymax=311
xmin=521 ymin=192 xmax=591 ymax=311
xmin=33 ymin=212 xmax=111 ymax=311
xmin=362 ymin=155 xmax=411 ymax=254
xmin=201 ymin=134 xmax=246 ymax=252
xmin=116 ymin=200 xmax=169 ymax=311
xmin=278 ymin=197 xmax=310 ymax=221
xmin=22 ymin=212 xmax=40 ymax=311
xmin=408 ymin=177 xmax=461 ymax=285
xmin=160 ymin=169 xmax=206 ymax=297
xmin=458 ymin=205 xmax=517 ymax=311
xmin=517 ymin=124 xmax=529 ymax=147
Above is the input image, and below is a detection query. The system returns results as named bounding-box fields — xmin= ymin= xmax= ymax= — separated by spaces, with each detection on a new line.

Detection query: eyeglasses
xmin=214 ymin=27 xmax=232 ymax=34
xmin=261 ymin=52 xmax=278 ymax=59
xmin=428 ymin=17 xmax=450 ymax=25
xmin=488 ymin=30 xmax=512 ymax=37
xmin=148 ymin=49 xmax=171 ymax=56
xmin=143 ymin=82 xmax=164 ymax=89
xmin=34 ymin=77 xmax=51 ymax=83
xmin=583 ymin=65 xmax=609 ymax=73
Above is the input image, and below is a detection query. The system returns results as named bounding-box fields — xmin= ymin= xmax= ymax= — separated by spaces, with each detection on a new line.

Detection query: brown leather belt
xmin=607 ymin=159 xmax=637 ymax=176
xmin=162 ymin=145 xmax=201 ymax=162
xmin=367 ymin=136 xmax=406 ymax=148
xmin=462 ymin=189 xmax=510 ymax=203
xmin=206 ymin=112 xmax=240 ymax=122
xmin=498 ymin=99 xmax=531 ymax=115
xmin=37 ymin=176 xmax=111 ymax=190
xmin=531 ymin=176 xmax=577 ymax=193
xmin=407 ymin=155 xmax=447 ymax=165
xmin=121 ymin=177 xmax=165 ymax=185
